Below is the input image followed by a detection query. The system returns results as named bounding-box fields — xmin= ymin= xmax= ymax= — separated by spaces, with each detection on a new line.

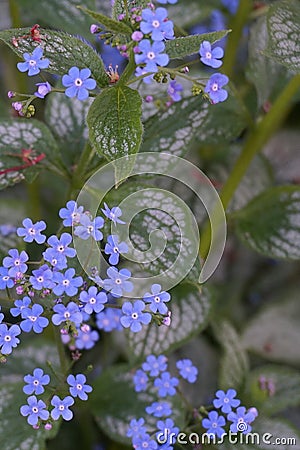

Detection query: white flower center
xmin=37 ymin=276 xmax=44 ymax=282
xmin=115 ymin=278 xmax=121 ymax=285
xmin=212 ymin=82 xmax=219 ymax=92
xmin=63 ymin=279 xmax=70 ymax=286
xmin=113 ymin=246 xmax=119 ymax=253
xmin=3 ymin=276 xmax=9 ymax=281
xmin=147 ymin=51 xmax=155 ymax=60
xmin=4 ymin=335 xmax=11 ymax=342
xmin=131 ymin=312 xmax=138 ymax=319
xmin=28 ymin=228 xmax=36 ymax=235
xmin=87 ymin=225 xmax=94 ymax=233
xmin=89 ymin=297 xmax=96 ymax=304
xmin=29 ymin=315 xmax=37 ymax=322
xmin=15 ymin=259 xmax=20 ymax=266
xmin=58 ymin=245 xmax=64 ymax=252
xmin=205 ymin=51 xmax=212 ymax=59
xmin=29 ymin=59 xmax=36 ymax=67
xmin=154 ymin=296 xmax=160 ymax=303
xmin=76 ymin=383 xmax=83 ymax=390
xmin=152 ymin=19 xmax=160 ymax=28
xmin=64 ymin=311 xmax=71 ymax=319
xmin=59 ymin=404 xmax=65 ymax=411
xmin=75 ymin=78 xmax=83 ymax=87
xmin=33 ymin=380 xmax=39 ymax=386
xmin=32 ymin=406 xmax=39 ymax=413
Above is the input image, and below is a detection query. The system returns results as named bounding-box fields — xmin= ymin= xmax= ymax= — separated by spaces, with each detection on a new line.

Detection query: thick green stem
xmin=200 ymin=74 xmax=300 ymax=258
xmin=71 ymin=141 xmax=95 ymax=192
xmin=53 ymin=324 xmax=69 ymax=375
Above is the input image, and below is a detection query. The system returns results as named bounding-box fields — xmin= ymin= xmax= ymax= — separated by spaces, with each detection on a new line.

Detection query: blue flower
xmin=157 ymin=0 xmax=177 ymax=3
xmin=143 ymin=284 xmax=170 ymax=314
xmin=52 ymin=268 xmax=83 ymax=296
xmin=3 ymin=248 xmax=29 ymax=277
xmin=127 ymin=418 xmax=147 ymax=438
xmin=135 ymin=39 xmax=169 ymax=72
xmin=79 ymin=286 xmax=107 ymax=314
xmin=62 ymin=67 xmax=96 ymax=101
xmin=104 ymin=235 xmax=128 ymax=265
xmin=154 ymin=371 xmax=179 ymax=397
xmin=140 ymin=8 xmax=174 ymax=41
xmin=205 ymin=73 xmax=229 ymax=104
xmin=51 ymin=395 xmax=74 ymax=421
xmin=75 ymin=326 xmax=99 ymax=350
xmin=199 ymin=41 xmax=224 ymax=68
xmin=142 ymin=354 xmax=168 ymax=377
xmin=34 ymin=81 xmax=52 ymax=98
xmin=132 ymin=433 xmax=158 ymax=450
xmin=17 ymin=47 xmax=50 ymax=76
xmin=156 ymin=418 xmax=179 ymax=445
xmin=23 ymin=368 xmax=50 ymax=395
xmin=0 ymin=267 xmax=14 ymax=289
xmin=146 ymin=401 xmax=172 ymax=417
xmin=67 ymin=373 xmax=93 ymax=400
xmin=96 ymin=308 xmax=122 ymax=332
xmin=52 ymin=301 xmax=83 ymax=326
xmin=202 ymin=410 xmax=226 ymax=438
xmin=17 ymin=218 xmax=46 ymax=244
xmin=43 ymin=248 xmax=67 ymax=270
xmin=10 ymin=296 xmax=31 ymax=317
xmin=0 ymin=224 xmax=17 ymax=236
xmin=176 ymin=359 xmax=198 ymax=383
xmin=47 ymin=233 xmax=76 ymax=259
xmin=167 ymin=80 xmax=183 ymax=102
xmin=101 ymin=202 xmax=125 ymax=225
xmin=74 ymin=214 xmax=104 ymax=241
xmin=59 ymin=200 xmax=84 ymax=227
xmin=0 ymin=306 xmax=3 ymax=324
xmin=120 ymin=300 xmax=151 ymax=333
xmin=133 ymin=369 xmax=149 ymax=392
xmin=103 ymin=267 xmax=133 ymax=297
xmin=20 ymin=304 xmax=49 ymax=334
xmin=135 ymin=66 xmax=154 ymax=84
xmin=221 ymin=0 xmax=239 ymax=14
xmin=0 ymin=323 xmax=21 ymax=354
xmin=213 ymin=389 xmax=240 ymax=413
xmin=29 ymin=264 xmax=54 ymax=290
xmin=227 ymin=406 xmax=256 ymax=434
xmin=20 ymin=395 xmax=49 ymax=426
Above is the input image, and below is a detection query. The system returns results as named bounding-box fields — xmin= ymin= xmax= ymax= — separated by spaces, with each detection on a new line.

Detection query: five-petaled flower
xmin=104 ymin=234 xmax=128 ymax=265
xmin=17 ymin=47 xmax=50 ymax=76
xmin=120 ymin=300 xmax=151 ymax=333
xmin=202 ymin=410 xmax=226 ymax=438
xmin=51 ymin=395 xmax=74 ymax=421
xmin=17 ymin=218 xmax=46 ymax=244
xmin=140 ymin=8 xmax=174 ymax=41
xmin=74 ymin=214 xmax=104 ymax=241
xmin=205 ymin=73 xmax=229 ymax=104
xmin=20 ymin=395 xmax=49 ymax=426
xmin=143 ymin=283 xmax=170 ymax=314
xmin=176 ymin=359 xmax=198 ymax=383
xmin=103 ymin=267 xmax=133 ymax=297
xmin=20 ymin=304 xmax=49 ymax=334
xmin=67 ymin=373 xmax=93 ymax=401
xmin=62 ymin=66 xmax=96 ymax=101
xmin=213 ymin=388 xmax=241 ymax=413
xmin=134 ymin=39 xmax=169 ymax=73
xmin=199 ymin=41 xmax=224 ymax=68
xmin=79 ymin=286 xmax=107 ymax=314
xmin=101 ymin=203 xmax=125 ymax=225
xmin=3 ymin=248 xmax=29 ymax=277
xmin=0 ymin=323 xmax=21 ymax=354
xmin=227 ymin=406 xmax=256 ymax=434
xmin=23 ymin=368 xmax=50 ymax=395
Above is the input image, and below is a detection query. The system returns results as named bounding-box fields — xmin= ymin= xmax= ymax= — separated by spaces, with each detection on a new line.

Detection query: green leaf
xmin=0 ymin=119 xmax=59 ymax=190
xmin=213 ymin=321 xmax=249 ymax=390
xmin=126 ymin=283 xmax=212 ymax=362
xmin=242 ymin=291 xmax=300 ymax=365
xmin=141 ymin=93 xmax=247 ymax=157
xmin=0 ymin=341 xmax=59 ymax=450
xmin=234 ymin=186 xmax=300 ymax=260
xmin=246 ymin=365 xmax=300 ymax=415
xmin=87 ymin=86 xmax=143 ymax=177
xmin=0 ymin=28 xmax=109 ymax=87
xmin=112 ymin=0 xmax=148 ymax=20
xmin=265 ymin=0 xmax=300 ymax=72
xmin=165 ymin=31 xmax=230 ymax=59
xmin=0 ymin=199 xmax=26 ymax=260
xmin=79 ymin=7 xmax=132 ymax=35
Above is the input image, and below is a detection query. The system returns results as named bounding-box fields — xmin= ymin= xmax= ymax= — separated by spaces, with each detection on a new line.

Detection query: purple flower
xmin=90 ymin=24 xmax=99 ymax=34
xmin=154 ymin=371 xmax=179 ymax=397
xmin=156 ymin=418 xmax=179 ymax=445
xmin=142 ymin=354 xmax=168 ymax=377
xmin=62 ymin=66 xmax=96 ymax=101
xmin=17 ymin=218 xmax=46 ymax=243
xmin=213 ymin=389 xmax=241 ymax=413
xmin=127 ymin=418 xmax=147 ymax=438
xmin=0 ymin=267 xmax=14 ymax=289
xmin=146 ymin=401 xmax=172 ymax=417
xmin=132 ymin=31 xmax=144 ymax=42
xmin=202 ymin=410 xmax=226 ymax=438
xmin=135 ymin=39 xmax=169 ymax=72
xmin=3 ymin=248 xmax=29 ymax=277
xmin=20 ymin=304 xmax=49 ymax=334
xmin=20 ymin=396 xmax=49 ymax=426
xmin=52 ymin=301 xmax=83 ymax=326
xmin=52 ymin=268 xmax=83 ymax=296
xmin=79 ymin=286 xmax=107 ymax=314
xmin=120 ymin=300 xmax=151 ymax=332
xmin=51 ymin=395 xmax=74 ymax=421
xmin=199 ymin=41 xmax=224 ymax=68
xmin=10 ymin=296 xmax=31 ymax=317
xmin=0 ymin=323 xmax=21 ymax=354
xmin=34 ymin=82 xmax=52 ymax=98
xmin=133 ymin=369 xmax=149 ymax=392
xmin=143 ymin=284 xmax=170 ymax=314
xmin=67 ymin=373 xmax=93 ymax=400
xmin=140 ymin=8 xmax=174 ymax=41
xmin=227 ymin=406 xmax=256 ymax=434
xmin=176 ymin=359 xmax=198 ymax=383
xmin=43 ymin=248 xmax=67 ymax=270
xmin=47 ymin=233 xmax=76 ymax=259
xmin=59 ymin=200 xmax=84 ymax=227
xmin=167 ymin=80 xmax=183 ymax=102
xmin=104 ymin=235 xmax=128 ymax=265
xmin=132 ymin=433 xmax=158 ymax=450
xmin=96 ymin=308 xmax=122 ymax=332
xmin=74 ymin=214 xmax=104 ymax=241
xmin=29 ymin=264 xmax=54 ymax=290
xmin=75 ymin=326 xmax=99 ymax=350
xmin=103 ymin=267 xmax=133 ymax=297
xmin=17 ymin=47 xmax=50 ymax=76
xmin=23 ymin=368 xmax=50 ymax=395
xmin=205 ymin=73 xmax=229 ymax=104
xmin=157 ymin=0 xmax=178 ymax=3
xmin=101 ymin=203 xmax=125 ymax=225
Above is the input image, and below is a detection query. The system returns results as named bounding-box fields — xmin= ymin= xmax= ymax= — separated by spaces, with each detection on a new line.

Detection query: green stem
xmin=71 ymin=141 xmax=94 ymax=192
xmin=200 ymin=74 xmax=300 ymax=258
xmin=26 ymin=179 xmax=41 ymax=220
xmin=53 ymin=324 xmax=69 ymax=375
xmin=221 ymin=0 xmax=252 ymax=78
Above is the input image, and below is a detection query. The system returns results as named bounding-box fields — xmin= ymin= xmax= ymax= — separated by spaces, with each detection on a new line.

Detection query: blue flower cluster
xmin=127 ymin=354 xmax=198 ymax=449
xmin=202 ymin=389 xmax=258 ymax=437
xmin=20 ymin=368 xmax=92 ymax=428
